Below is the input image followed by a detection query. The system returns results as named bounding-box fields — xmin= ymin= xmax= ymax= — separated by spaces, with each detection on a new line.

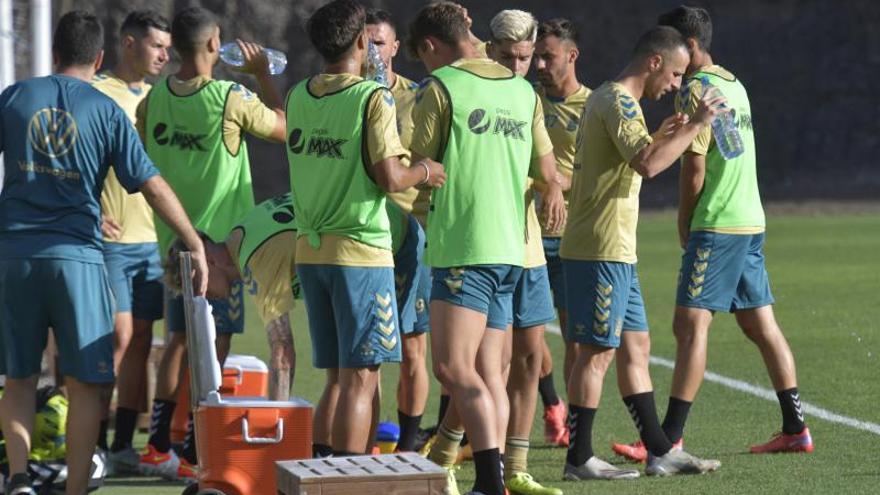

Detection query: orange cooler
xmin=195 ymin=393 xmax=313 ymax=495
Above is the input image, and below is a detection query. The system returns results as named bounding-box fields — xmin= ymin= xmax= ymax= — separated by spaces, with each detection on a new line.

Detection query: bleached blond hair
xmin=489 ymin=9 xmax=538 ymax=44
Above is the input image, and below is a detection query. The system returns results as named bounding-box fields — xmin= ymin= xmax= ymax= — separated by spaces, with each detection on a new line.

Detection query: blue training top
xmin=0 ymin=74 xmax=158 ymax=263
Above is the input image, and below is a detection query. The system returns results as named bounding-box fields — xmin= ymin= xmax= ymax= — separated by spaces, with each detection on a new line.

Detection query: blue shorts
xmin=297 ymin=264 xmax=401 ymax=369
xmin=512 ymin=265 xmax=556 ymax=329
xmin=103 ymin=242 xmax=164 ymax=321
xmin=542 ymin=237 xmax=566 ymax=310
xmin=676 ymin=231 xmax=775 ymax=312
xmin=563 ymin=260 xmax=649 ymax=348
xmin=431 ymin=265 xmax=523 ymax=331
xmin=394 ymin=216 xmax=430 ymax=335
xmin=166 ymin=280 xmax=245 ymax=334
xmin=0 ymin=259 xmax=115 ymax=383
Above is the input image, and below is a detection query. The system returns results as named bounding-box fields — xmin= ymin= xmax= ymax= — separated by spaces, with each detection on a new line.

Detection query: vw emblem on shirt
xmin=28 ymin=107 xmax=78 ymax=158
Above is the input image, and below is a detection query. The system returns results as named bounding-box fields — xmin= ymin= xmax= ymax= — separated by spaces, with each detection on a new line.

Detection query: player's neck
xmin=386 ymin=69 xmax=398 ymax=88
xmin=111 ymin=60 xmax=147 ymax=88
xmin=545 ymin=73 xmax=580 ymax=99
xmin=688 ymin=52 xmax=714 ymax=75
xmin=56 ymin=65 xmax=95 ymax=82
xmin=323 ymin=56 xmax=362 ymax=77
xmin=176 ymin=55 xmax=213 ymax=81
xmin=615 ymin=65 xmax=646 ymax=100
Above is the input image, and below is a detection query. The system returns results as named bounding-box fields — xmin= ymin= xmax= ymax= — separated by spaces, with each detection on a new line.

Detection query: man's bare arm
xmin=678 ymin=152 xmax=706 ymax=248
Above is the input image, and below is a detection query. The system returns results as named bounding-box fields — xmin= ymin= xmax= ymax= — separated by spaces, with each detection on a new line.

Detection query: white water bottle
xmin=219 ymin=42 xmax=287 ymax=75
xmin=364 ymin=40 xmax=389 ymax=87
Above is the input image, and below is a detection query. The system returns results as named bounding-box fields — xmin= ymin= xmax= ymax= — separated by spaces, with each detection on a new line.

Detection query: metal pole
xmin=31 ymin=0 xmax=51 ymax=77
xmin=0 ymin=0 xmax=13 ymax=193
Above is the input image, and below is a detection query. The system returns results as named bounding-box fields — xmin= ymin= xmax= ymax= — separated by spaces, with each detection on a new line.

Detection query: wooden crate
xmin=276 ymin=452 xmax=448 ymax=495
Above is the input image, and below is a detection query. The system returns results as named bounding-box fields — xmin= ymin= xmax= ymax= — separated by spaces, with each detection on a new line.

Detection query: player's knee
xmin=582 ymin=346 xmax=615 ymax=375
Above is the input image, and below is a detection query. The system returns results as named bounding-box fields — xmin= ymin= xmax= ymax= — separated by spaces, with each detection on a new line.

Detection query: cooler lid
xmin=191 ymin=297 xmax=222 ymax=401
xmin=224 ymin=354 xmax=269 ymax=373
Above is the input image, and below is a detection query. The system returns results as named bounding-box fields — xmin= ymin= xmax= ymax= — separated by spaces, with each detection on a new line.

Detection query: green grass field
xmin=103 ymin=211 xmax=880 ymax=494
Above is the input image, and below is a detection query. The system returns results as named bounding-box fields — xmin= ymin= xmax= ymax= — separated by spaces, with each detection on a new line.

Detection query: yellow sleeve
xmin=409 ymin=79 xmax=450 ymax=161
xmin=135 ymin=97 xmax=147 ymax=141
xmin=531 ymin=97 xmax=554 ymax=159
xmin=603 ymin=95 xmax=652 ymax=162
xmin=676 ymin=79 xmax=711 ymax=155
xmin=224 ymin=83 xmax=278 ymax=140
xmin=244 ymin=232 xmax=298 ymax=324
xmin=366 ymin=88 xmax=408 ymax=165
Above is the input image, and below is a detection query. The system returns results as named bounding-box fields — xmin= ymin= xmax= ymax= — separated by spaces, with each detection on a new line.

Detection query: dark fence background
xmin=11 ymin=0 xmax=879 ymax=205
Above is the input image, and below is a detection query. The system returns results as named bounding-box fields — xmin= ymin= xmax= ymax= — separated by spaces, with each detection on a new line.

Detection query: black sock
xmin=111 ymin=407 xmax=139 ymax=452
xmin=776 ymin=387 xmax=805 ymax=434
xmin=397 ymin=410 xmax=422 ymax=452
xmin=97 ymin=419 xmax=109 ymax=450
xmin=472 ymin=448 xmax=504 ymax=495
xmin=180 ymin=413 xmax=197 ymax=464
xmin=437 ymin=394 xmax=450 ymax=426
xmin=661 ymin=397 xmax=692 ymax=443
xmin=313 ymin=443 xmax=333 ymax=458
xmin=147 ymin=399 xmax=176 ymax=452
xmin=332 ymin=450 xmax=361 ymax=457
xmin=623 ymin=392 xmax=673 ymax=457
xmin=565 ymin=405 xmax=596 ymax=466
xmin=538 ymin=373 xmax=561 ymax=407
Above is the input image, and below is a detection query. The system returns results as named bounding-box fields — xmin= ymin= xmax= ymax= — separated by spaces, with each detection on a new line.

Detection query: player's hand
xmin=101 ymin=215 xmax=122 ymax=240
xmin=235 ymin=39 xmax=270 ymax=77
xmin=692 ymin=89 xmax=728 ymax=127
xmin=417 ymin=158 xmax=446 ymax=189
xmin=541 ymin=182 xmax=567 ymax=234
xmin=655 ymin=112 xmax=689 ymax=139
xmin=189 ymin=248 xmax=209 ymax=297
xmin=678 ymin=219 xmax=690 ymax=249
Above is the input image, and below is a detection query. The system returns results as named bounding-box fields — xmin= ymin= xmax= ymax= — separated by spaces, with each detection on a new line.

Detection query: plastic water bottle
xmin=364 ymin=40 xmax=389 ymax=87
xmin=701 ymin=76 xmax=744 ymax=160
xmin=219 ymin=42 xmax=287 ymax=75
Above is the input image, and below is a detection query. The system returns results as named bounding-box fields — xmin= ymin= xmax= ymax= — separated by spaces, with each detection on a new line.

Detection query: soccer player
xmin=136 ymin=6 xmax=287 ymax=480
xmin=560 ymin=26 xmax=725 ymax=480
xmin=407 ymin=4 xmax=565 ymax=495
xmin=533 ymin=18 xmax=592 ymax=445
xmin=288 ymin=0 xmax=444 ymax=457
xmin=90 ymin=10 xmax=172 ymax=473
xmin=164 ymin=193 xmax=298 ymax=402
xmin=485 ymin=10 xmax=562 ymax=495
xmin=0 ymin=11 xmax=206 ymax=495
xmin=613 ymin=6 xmax=814 ymax=461
xmin=366 ymin=8 xmax=433 ymax=453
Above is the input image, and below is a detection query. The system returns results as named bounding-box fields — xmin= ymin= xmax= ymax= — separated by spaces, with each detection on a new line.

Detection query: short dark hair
xmin=52 ymin=11 xmax=104 ymax=68
xmin=537 ymin=18 xmax=579 ymax=47
xmin=366 ymin=8 xmax=396 ymax=33
xmin=632 ymin=25 xmax=687 ymax=59
xmin=171 ymin=7 xmax=218 ymax=58
xmin=658 ymin=5 xmax=713 ymax=52
xmin=406 ymin=2 xmax=470 ymax=58
xmin=121 ymin=10 xmax=170 ymax=39
xmin=307 ymin=0 xmax=366 ymax=63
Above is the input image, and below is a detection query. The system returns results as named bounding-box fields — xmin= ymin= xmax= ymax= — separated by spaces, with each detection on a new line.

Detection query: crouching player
xmin=165 ymin=193 xmax=299 ymax=402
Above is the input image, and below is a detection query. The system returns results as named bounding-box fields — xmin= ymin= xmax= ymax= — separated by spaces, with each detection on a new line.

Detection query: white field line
xmin=545 ymin=322 xmax=880 ymax=436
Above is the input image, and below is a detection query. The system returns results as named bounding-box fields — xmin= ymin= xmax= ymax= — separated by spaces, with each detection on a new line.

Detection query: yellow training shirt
xmin=293 ymin=73 xmax=406 ymax=267
xmin=560 ymin=82 xmax=652 ymax=264
xmin=536 ymin=83 xmax=591 ymax=237
xmin=387 ymin=72 xmax=421 ymax=215
xmin=227 ymin=229 xmax=297 ymax=324
xmin=93 ymin=72 xmax=157 ymax=243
